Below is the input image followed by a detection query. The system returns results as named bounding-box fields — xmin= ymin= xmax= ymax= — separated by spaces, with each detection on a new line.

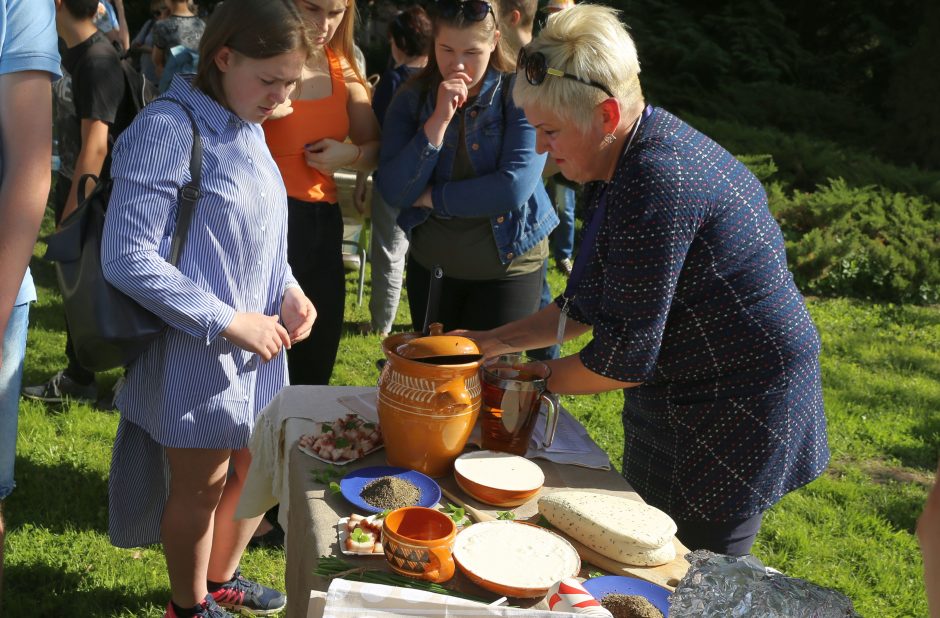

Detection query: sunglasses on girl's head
xmin=517 ymin=46 xmax=615 ymax=99
xmin=435 ymin=0 xmax=495 ymax=22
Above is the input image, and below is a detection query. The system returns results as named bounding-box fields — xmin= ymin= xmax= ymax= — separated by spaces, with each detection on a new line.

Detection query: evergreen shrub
xmin=765 ymin=178 xmax=940 ymax=304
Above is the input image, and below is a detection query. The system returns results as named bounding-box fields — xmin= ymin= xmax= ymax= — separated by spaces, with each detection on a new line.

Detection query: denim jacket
xmin=376 ymin=68 xmax=558 ymax=265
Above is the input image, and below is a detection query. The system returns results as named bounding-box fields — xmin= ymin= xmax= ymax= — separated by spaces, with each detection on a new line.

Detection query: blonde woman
xmin=461 ymin=4 xmax=829 ymax=556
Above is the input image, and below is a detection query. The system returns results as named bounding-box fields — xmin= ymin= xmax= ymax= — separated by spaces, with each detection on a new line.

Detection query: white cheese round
xmin=454 ymin=450 xmax=545 ymax=491
xmin=453 ymin=521 xmax=580 ymax=589
xmin=538 ymin=491 xmax=677 ymax=565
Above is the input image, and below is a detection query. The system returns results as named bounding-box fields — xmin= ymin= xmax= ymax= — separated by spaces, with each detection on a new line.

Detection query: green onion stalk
xmin=315 ymin=556 xmax=490 ymax=603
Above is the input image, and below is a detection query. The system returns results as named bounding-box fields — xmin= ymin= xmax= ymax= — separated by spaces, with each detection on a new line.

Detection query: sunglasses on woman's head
xmin=517 ymin=47 xmax=615 ymax=99
xmin=435 ymin=0 xmax=495 ymax=22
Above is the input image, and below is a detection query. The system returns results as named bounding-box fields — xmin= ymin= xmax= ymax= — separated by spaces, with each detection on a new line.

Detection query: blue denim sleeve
xmin=375 ymin=86 xmax=442 ymax=210
xmin=432 ymin=88 xmax=547 ymax=218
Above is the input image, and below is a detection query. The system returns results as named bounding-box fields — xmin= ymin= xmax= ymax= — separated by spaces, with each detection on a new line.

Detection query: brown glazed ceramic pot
xmin=378 ymin=326 xmax=482 ymax=478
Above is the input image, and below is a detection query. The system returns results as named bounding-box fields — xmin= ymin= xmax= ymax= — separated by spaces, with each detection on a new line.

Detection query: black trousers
xmin=406 ymin=258 xmax=544 ymax=333
xmin=673 ymin=511 xmax=764 ymax=556
xmin=285 ymin=198 xmax=346 ymax=385
xmin=52 ymin=174 xmax=95 ymax=385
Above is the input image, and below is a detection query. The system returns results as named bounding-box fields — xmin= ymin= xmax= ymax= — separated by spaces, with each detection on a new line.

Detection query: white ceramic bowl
xmin=453 ymin=520 xmax=581 ymax=598
xmin=453 ymin=450 xmax=545 ymax=507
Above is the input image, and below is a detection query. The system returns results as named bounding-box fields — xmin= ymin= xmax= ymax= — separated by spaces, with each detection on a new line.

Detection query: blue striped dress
xmin=101 ymin=76 xmax=297 ymax=547
xmin=563 ymin=107 xmax=829 ymax=523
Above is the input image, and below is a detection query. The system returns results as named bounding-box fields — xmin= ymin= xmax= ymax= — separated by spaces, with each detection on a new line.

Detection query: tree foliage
xmin=763 ymin=176 xmax=940 ymax=304
xmin=615 ymin=0 xmax=940 ymax=171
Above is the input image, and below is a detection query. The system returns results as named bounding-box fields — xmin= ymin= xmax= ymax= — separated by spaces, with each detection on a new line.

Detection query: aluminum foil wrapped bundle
xmin=547 ymin=578 xmax=613 ymax=616
xmin=669 ymin=550 xmax=861 ymax=617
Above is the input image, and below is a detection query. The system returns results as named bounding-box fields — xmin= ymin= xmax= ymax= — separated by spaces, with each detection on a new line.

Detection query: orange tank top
xmin=264 ymin=47 xmax=349 ymax=203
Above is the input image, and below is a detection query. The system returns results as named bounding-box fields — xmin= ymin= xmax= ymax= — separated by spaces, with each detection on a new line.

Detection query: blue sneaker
xmin=209 ymin=568 xmax=286 ymax=616
xmin=164 ymin=594 xmax=233 ymax=617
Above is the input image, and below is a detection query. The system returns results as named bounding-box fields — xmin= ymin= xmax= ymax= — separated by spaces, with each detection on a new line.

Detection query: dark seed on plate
xmin=601 ymin=593 xmax=663 ymax=618
xmin=360 ymin=476 xmax=421 ymax=511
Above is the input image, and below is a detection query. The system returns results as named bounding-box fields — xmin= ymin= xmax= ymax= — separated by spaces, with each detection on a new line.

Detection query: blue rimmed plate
xmin=339 ymin=466 xmax=441 ymax=514
xmin=582 ymin=575 xmax=671 ymax=615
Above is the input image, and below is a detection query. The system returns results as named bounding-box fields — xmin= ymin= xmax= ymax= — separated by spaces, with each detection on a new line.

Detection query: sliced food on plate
xmin=298 ymin=413 xmax=382 ymax=463
xmin=538 ymin=491 xmax=677 ymax=566
xmin=337 ymin=512 xmax=386 ymax=555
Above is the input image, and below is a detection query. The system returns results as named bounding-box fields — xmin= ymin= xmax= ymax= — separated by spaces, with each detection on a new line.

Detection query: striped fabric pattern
xmin=101 ymin=77 xmax=295 ymax=546
xmin=564 ymin=108 xmax=829 ymax=522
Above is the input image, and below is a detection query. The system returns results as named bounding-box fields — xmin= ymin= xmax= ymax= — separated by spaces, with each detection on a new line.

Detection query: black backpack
xmin=112 ymin=57 xmax=157 ymax=141
xmin=120 ymin=56 xmax=157 ymax=116
xmin=44 ymin=98 xmax=202 ymax=372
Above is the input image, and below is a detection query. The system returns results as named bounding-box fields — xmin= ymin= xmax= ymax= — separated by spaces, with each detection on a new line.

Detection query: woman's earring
xmin=603 ymin=133 xmax=617 ymax=145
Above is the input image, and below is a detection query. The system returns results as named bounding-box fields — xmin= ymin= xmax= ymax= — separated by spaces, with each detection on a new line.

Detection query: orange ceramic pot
xmin=383 ymin=506 xmax=457 ymax=583
xmin=378 ymin=326 xmax=482 ymax=478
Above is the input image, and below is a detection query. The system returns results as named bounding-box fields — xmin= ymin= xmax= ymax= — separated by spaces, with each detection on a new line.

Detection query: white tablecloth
xmin=236 ymin=385 xmax=376 ymax=532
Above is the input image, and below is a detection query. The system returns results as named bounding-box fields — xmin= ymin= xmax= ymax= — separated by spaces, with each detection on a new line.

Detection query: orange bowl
xmin=453 ymin=451 xmax=544 ymax=507
xmin=453 ymin=521 xmax=581 ymax=598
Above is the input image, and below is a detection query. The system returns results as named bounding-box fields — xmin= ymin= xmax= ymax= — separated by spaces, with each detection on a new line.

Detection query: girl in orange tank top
xmin=263 ymin=47 xmax=350 ymax=203
xmin=262 ymin=0 xmax=380 ymax=387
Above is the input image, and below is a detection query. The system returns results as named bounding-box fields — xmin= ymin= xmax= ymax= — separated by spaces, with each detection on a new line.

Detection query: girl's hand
xmin=281 ymin=286 xmax=317 ymax=343
xmin=304 ymin=139 xmax=359 ymax=174
xmin=269 ymin=99 xmax=295 ymax=120
xmin=222 ymin=312 xmax=291 ymax=361
xmin=432 ymin=72 xmax=472 ymax=124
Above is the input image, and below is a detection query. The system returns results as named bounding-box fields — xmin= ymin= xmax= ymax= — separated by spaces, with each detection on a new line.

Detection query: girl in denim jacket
xmin=376 ymin=0 xmax=558 ymax=333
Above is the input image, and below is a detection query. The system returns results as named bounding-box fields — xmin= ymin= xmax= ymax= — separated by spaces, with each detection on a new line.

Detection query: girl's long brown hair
xmin=194 ymin=0 xmax=315 ymax=107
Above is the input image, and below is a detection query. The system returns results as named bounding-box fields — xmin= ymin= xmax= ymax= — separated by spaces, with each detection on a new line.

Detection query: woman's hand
xmin=353 ymin=171 xmax=369 ymax=214
xmin=424 ymin=72 xmax=472 ymax=146
xmin=222 ymin=312 xmax=291 ymax=362
xmin=269 ymin=99 xmax=295 ymax=120
xmin=281 ymin=286 xmax=317 ymax=343
xmin=304 ymin=138 xmax=359 ymax=174
xmin=434 ymin=72 xmax=472 ymax=122
xmin=413 ymin=186 xmax=433 ymax=209
xmin=449 ymin=329 xmax=515 ymax=359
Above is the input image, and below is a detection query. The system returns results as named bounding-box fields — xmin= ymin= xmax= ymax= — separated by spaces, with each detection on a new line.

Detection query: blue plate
xmin=339 ymin=466 xmax=442 ymax=514
xmin=582 ymin=575 xmax=671 ymax=615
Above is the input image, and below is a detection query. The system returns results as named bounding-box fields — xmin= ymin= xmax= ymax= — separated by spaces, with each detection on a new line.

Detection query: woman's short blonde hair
xmin=512 ymin=4 xmax=642 ymax=132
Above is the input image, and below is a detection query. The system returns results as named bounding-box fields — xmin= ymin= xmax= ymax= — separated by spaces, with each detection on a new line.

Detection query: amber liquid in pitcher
xmin=480 ymin=368 xmax=543 ymax=455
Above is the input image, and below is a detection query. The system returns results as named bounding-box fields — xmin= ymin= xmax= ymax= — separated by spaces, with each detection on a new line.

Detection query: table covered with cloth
xmin=236 ymin=385 xmax=689 ymax=618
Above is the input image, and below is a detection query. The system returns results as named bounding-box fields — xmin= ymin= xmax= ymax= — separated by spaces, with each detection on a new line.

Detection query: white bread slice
xmin=538 ymin=491 xmax=677 ymax=566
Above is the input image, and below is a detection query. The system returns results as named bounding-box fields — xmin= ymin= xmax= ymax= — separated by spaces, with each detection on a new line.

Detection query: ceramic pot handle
xmin=432 ymin=377 xmax=471 ymax=412
xmin=424 ymin=544 xmax=456 ymax=583
xmin=540 ymin=392 xmax=559 ymax=448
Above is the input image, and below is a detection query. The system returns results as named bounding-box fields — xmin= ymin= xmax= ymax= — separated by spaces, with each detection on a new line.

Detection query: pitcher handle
xmin=540 ymin=393 xmax=559 ymax=448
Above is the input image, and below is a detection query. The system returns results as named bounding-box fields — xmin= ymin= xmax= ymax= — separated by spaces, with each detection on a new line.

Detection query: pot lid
xmin=395 ymin=323 xmax=481 ymax=361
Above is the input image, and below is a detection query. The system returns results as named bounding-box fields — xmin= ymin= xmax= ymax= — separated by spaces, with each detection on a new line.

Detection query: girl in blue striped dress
xmin=101 ymin=1 xmax=316 ymax=616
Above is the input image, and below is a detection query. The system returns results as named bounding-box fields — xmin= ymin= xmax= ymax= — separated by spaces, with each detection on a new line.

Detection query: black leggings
xmin=673 ymin=511 xmax=764 ymax=556
xmin=406 ymin=258 xmax=544 ymax=332
xmin=285 ymin=198 xmax=345 ymax=385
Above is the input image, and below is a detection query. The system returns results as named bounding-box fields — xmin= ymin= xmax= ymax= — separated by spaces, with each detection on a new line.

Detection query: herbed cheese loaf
xmin=538 ymin=491 xmax=677 ymax=566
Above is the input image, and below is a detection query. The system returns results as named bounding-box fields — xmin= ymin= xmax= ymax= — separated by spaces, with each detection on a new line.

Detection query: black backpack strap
xmin=157 ymin=97 xmax=203 ymax=265
xmin=76 ymin=173 xmax=101 ymax=205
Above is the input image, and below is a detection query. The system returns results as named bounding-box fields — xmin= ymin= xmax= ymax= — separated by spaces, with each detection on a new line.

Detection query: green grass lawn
xmin=2 ymin=218 xmax=936 ymax=616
